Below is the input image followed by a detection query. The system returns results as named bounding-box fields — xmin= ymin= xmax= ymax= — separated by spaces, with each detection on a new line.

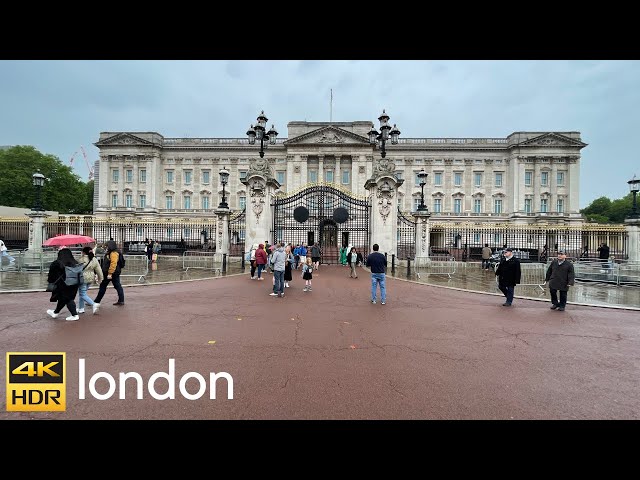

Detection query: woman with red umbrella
xmin=46 ymin=248 xmax=81 ymax=321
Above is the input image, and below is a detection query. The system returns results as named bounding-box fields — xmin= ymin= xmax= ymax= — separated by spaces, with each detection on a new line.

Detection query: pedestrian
xmin=46 ymin=248 xmax=82 ymax=321
xmin=481 ymin=243 xmax=492 ymax=270
xmin=302 ymin=256 xmax=313 ymax=292
xmin=284 ymin=244 xmax=294 ymax=288
xmin=495 ymin=247 xmax=521 ymax=307
xmin=249 ymin=243 xmax=259 ymax=279
xmin=77 ymin=246 xmax=104 ymax=314
xmin=310 ymin=242 xmax=321 ymax=271
xmin=0 ymin=237 xmax=16 ymax=266
xmin=545 ymin=250 xmax=575 ymax=311
xmin=348 ymin=246 xmax=359 ymax=278
xmin=93 ymin=239 xmax=125 ymax=312
xmin=299 ymin=243 xmax=307 ymax=269
xmin=146 ymin=239 xmax=154 ymax=263
xmin=270 ymin=242 xmax=287 ymax=298
xmin=367 ymin=243 xmax=387 ymax=305
xmin=255 ymin=243 xmax=267 ymax=280
xmin=597 ymin=243 xmax=610 ymax=261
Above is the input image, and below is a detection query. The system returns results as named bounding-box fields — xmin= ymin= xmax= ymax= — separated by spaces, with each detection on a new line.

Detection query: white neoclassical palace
xmin=93 ymin=120 xmax=585 ymax=225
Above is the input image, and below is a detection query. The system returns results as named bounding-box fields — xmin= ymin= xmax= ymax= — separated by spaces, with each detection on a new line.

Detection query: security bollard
xmin=391 ymin=254 xmax=396 ymax=274
xmin=222 ymin=253 xmax=227 ymax=273
xmin=407 ymin=257 xmax=411 ymax=278
xmin=241 ymin=253 xmax=245 ymax=270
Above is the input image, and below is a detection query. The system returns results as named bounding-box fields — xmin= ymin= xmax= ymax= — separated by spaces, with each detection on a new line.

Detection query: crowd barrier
xmin=414 ymin=256 xmax=457 ymax=279
xmin=182 ymin=250 xmax=223 ymax=273
xmin=573 ymin=260 xmax=640 ymax=285
xmin=118 ymin=254 xmax=148 ymax=282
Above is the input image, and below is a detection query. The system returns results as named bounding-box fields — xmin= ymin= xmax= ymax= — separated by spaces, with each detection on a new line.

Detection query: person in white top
xmin=0 ymin=238 xmax=16 ymax=265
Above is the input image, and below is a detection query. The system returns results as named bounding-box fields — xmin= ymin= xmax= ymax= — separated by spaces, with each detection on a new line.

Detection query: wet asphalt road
xmin=1 ymin=265 xmax=639 ymax=419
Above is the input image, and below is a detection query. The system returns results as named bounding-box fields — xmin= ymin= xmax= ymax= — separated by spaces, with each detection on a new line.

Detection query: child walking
xmin=302 ymin=257 xmax=313 ymax=292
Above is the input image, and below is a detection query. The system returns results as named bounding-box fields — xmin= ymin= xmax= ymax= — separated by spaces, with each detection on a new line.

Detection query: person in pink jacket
xmin=254 ymin=243 xmax=268 ymax=280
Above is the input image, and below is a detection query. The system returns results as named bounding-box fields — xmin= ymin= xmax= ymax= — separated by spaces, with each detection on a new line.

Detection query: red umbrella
xmin=43 ymin=234 xmax=96 ymax=247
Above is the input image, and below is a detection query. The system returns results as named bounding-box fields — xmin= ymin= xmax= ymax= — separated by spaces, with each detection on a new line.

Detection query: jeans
xmin=256 ymin=263 xmax=265 ymax=278
xmin=550 ymin=288 xmax=568 ymax=307
xmin=371 ymin=273 xmax=386 ymax=302
xmin=77 ymin=283 xmax=94 ymax=310
xmin=498 ymin=283 xmax=514 ymax=304
xmin=350 ymin=264 xmax=357 ymax=277
xmin=1 ymin=250 xmax=15 ymax=263
xmin=94 ymin=275 xmax=124 ymax=303
xmin=274 ymin=270 xmax=285 ymax=294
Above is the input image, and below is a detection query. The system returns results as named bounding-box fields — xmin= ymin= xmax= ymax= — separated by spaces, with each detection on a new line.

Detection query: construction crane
xmin=69 ymin=146 xmax=95 ymax=181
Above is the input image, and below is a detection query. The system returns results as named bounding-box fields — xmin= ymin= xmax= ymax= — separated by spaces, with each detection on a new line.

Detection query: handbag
xmin=46 ymin=274 xmax=63 ymax=292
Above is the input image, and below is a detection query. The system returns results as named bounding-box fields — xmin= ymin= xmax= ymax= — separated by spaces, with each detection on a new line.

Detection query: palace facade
xmin=93 ymin=121 xmax=586 ymax=226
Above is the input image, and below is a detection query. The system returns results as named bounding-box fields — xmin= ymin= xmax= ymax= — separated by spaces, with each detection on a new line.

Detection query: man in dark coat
xmin=495 ymin=247 xmax=521 ymax=306
xmin=545 ymin=250 xmax=575 ymax=311
xmin=597 ymin=243 xmax=610 ymax=261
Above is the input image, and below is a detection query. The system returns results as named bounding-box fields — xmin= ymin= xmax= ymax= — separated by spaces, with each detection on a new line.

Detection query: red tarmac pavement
xmin=1 ymin=265 xmax=639 ymax=419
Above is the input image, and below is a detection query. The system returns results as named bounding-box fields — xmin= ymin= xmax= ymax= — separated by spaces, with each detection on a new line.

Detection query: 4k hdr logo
xmin=6 ymin=352 xmax=66 ymax=412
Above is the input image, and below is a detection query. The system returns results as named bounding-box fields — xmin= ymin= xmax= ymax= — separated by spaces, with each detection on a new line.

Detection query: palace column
xmin=335 ymin=155 xmax=341 ymax=187
xmin=241 ymin=159 xmax=281 ymax=250
xmin=318 ymin=155 xmax=325 ymax=183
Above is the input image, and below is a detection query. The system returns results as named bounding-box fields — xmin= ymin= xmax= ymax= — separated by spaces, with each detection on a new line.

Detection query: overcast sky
xmin=0 ymin=60 xmax=637 ymax=207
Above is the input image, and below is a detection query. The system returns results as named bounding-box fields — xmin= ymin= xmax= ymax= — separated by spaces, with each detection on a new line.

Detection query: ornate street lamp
xmin=32 ymin=170 xmax=45 ymax=212
xmin=368 ymin=109 xmax=400 ymax=158
xmin=218 ymin=168 xmax=230 ymax=209
xmin=628 ymin=174 xmax=640 ymax=219
xmin=246 ymin=110 xmax=278 ymax=158
xmin=417 ymin=168 xmax=429 ymax=211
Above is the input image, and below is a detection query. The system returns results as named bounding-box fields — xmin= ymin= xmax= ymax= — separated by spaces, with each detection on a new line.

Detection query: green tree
xmin=581 ymin=193 xmax=633 ymax=223
xmin=0 ymin=146 xmax=93 ymax=214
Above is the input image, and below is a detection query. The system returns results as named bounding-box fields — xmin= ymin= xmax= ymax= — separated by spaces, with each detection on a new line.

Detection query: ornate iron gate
xmin=228 ymin=208 xmax=246 ymax=257
xmin=272 ymin=184 xmax=370 ymax=264
xmin=397 ymin=208 xmax=416 ymax=260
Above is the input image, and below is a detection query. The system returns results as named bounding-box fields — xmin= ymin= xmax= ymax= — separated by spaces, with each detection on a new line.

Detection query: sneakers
xmin=77 ymin=308 xmax=85 ymax=314
xmin=557 ymin=307 xmax=565 ymax=311
xmin=303 ymin=287 xmax=308 ymax=292
xmin=285 ymin=283 xmax=290 ymax=288
xmin=47 ymin=309 xmax=59 ymax=318
xmin=92 ymin=303 xmax=100 ymax=314
xmin=278 ymin=292 xmax=285 ymax=298
xmin=371 ymin=299 xmax=377 ymax=304
xmin=66 ymin=315 xmax=80 ymax=321
xmin=550 ymin=305 xmax=558 ymax=310
xmin=381 ymin=301 xmax=386 ymax=305
xmin=269 ymin=292 xmax=278 ymax=296
xmin=113 ymin=302 xmax=125 ymax=306
xmin=502 ymin=302 xmax=512 ymax=307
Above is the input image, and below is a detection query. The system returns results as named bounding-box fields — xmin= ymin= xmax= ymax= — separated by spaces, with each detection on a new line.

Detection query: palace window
xmin=434 ymin=172 xmax=442 ymax=186
xmin=413 ymin=198 xmax=421 ymax=211
xmin=557 ymin=198 xmax=564 ymax=213
xmin=125 ymin=194 xmax=132 ymax=208
xmin=202 ymin=171 xmax=210 ymax=184
xmin=433 ymin=198 xmax=442 ymax=213
xmin=277 ymin=171 xmax=285 ymax=185
xmin=184 ymin=196 xmax=191 ymax=209
xmin=239 ymin=196 xmax=246 ymax=210
xmin=454 ymin=198 xmax=462 ymax=214
xmin=473 ymin=198 xmax=482 ymax=213
xmin=309 ymin=170 xmax=318 ymax=183
xmin=541 ymin=198 xmax=548 ymax=213
xmin=474 ymin=172 xmax=482 ymax=187
xmin=126 ymin=169 xmax=133 ymax=183
xmin=184 ymin=170 xmax=192 ymax=184
xmin=239 ymin=171 xmax=247 ymax=181
xmin=342 ymin=170 xmax=350 ymax=184
xmin=325 ymin=170 xmax=334 ymax=183
xmin=139 ymin=194 xmax=146 ymax=208
xmin=557 ymin=171 xmax=565 ymax=186
xmin=202 ymin=196 xmax=209 ymax=210
xmin=541 ymin=171 xmax=549 ymax=186
xmin=494 ymin=199 xmax=502 ymax=214
xmin=112 ymin=169 xmax=119 ymax=183
xmin=524 ymin=198 xmax=532 ymax=213
xmin=454 ymin=172 xmax=462 ymax=187
xmin=139 ymin=169 xmax=146 ymax=183
xmin=166 ymin=170 xmax=174 ymax=183
xmin=495 ymin=173 xmax=503 ymax=187
xmin=111 ymin=194 xmax=118 ymax=207
xmin=166 ymin=196 xmax=173 ymax=209
xmin=525 ymin=171 xmax=533 ymax=186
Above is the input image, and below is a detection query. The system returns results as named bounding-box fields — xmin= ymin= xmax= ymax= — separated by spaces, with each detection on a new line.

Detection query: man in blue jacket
xmin=366 ymin=244 xmax=387 ymax=305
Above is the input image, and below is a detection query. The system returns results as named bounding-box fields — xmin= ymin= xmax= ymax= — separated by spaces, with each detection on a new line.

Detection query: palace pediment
xmin=283 ymin=126 xmax=370 ymax=146
xmin=516 ymin=133 xmax=587 ymax=148
xmin=95 ymin=133 xmax=156 ymax=147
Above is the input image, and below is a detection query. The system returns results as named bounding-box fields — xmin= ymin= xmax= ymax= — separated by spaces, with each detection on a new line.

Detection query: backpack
xmin=63 ymin=264 xmax=86 ymax=286
xmin=118 ymin=252 xmax=126 ymax=270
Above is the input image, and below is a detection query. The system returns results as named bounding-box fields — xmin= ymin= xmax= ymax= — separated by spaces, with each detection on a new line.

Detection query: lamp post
xmin=368 ymin=109 xmax=400 ymax=158
xmin=628 ymin=175 xmax=640 ymax=219
xmin=32 ymin=170 xmax=45 ymax=212
xmin=218 ymin=168 xmax=230 ymax=209
xmin=246 ymin=110 xmax=278 ymax=158
xmin=417 ymin=168 xmax=429 ymax=211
